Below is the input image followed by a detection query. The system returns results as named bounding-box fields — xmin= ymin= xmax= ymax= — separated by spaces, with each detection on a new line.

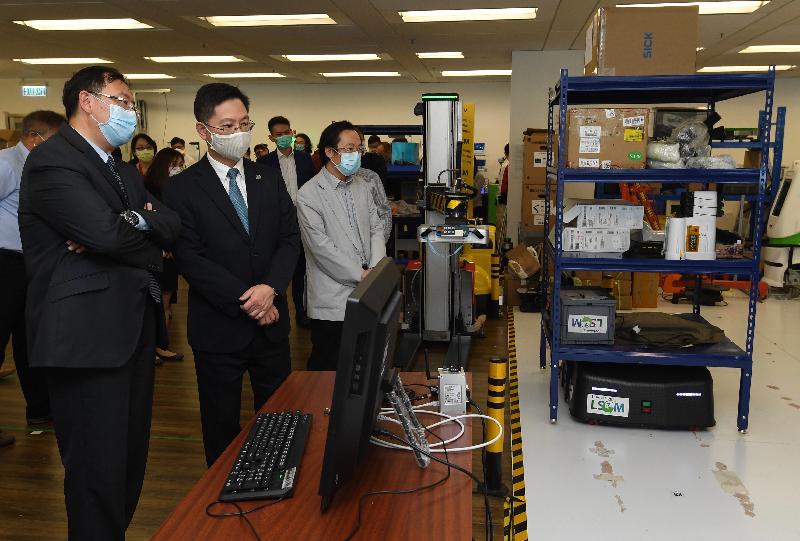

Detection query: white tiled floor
xmin=514 ymin=293 xmax=800 ymax=540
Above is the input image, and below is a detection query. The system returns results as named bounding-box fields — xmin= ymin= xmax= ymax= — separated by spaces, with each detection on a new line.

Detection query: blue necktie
xmin=227 ymin=168 xmax=249 ymax=234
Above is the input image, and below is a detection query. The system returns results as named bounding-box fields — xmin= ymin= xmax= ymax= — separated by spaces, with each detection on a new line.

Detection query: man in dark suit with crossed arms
xmin=19 ymin=66 xmax=181 ymax=541
xmin=164 ymin=84 xmax=300 ymax=467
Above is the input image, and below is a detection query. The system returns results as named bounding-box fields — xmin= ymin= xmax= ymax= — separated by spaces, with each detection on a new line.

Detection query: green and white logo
xmin=587 ymin=394 xmax=629 ymax=417
xmin=628 ymin=151 xmax=643 ymax=161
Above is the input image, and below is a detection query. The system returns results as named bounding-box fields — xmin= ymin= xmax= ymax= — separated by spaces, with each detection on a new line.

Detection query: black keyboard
xmin=219 ymin=411 xmax=311 ymax=502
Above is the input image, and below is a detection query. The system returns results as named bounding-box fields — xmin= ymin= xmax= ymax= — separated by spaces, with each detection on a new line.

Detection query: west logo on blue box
xmin=643 ymin=32 xmax=653 ymax=58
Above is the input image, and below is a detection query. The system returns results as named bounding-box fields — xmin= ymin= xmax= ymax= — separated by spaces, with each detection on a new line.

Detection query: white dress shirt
xmin=0 ymin=142 xmax=29 ymax=252
xmin=207 ymin=152 xmax=247 ymax=206
xmin=277 ymin=150 xmax=299 ymax=204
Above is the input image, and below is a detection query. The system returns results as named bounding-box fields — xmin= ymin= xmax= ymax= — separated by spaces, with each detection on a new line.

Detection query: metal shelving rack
xmin=540 ymin=68 xmax=784 ymax=432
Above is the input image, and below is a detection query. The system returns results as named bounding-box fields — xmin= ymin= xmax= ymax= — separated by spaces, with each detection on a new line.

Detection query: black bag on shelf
xmin=615 ymin=312 xmax=725 ymax=348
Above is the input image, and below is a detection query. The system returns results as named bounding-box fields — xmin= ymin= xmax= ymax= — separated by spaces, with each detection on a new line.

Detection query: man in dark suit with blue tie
xmin=164 ymin=84 xmax=300 ymax=467
xmin=257 ymin=116 xmax=314 ymax=328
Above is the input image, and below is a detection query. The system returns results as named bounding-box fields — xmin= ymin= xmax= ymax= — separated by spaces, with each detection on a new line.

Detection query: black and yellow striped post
xmin=489 ymin=253 xmax=501 ymax=319
xmin=484 ymin=355 xmax=508 ymax=496
xmin=504 ymin=309 xmax=528 ymax=540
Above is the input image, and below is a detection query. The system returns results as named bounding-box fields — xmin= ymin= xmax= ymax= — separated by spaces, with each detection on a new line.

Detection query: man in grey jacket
xmin=296 ymin=121 xmax=386 ymax=371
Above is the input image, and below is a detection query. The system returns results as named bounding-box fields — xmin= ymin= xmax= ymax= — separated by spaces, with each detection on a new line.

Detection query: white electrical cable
xmin=372 ymin=409 xmax=503 ymax=454
xmin=377 ymin=409 xmax=466 ymax=448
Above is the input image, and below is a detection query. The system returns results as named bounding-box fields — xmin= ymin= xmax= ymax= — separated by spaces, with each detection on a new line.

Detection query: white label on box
xmin=568 ymin=314 xmax=608 ymax=334
xmin=579 ymin=158 xmax=600 ymax=168
xmin=533 ymin=215 xmax=545 ymax=225
xmin=623 ymin=115 xmax=645 ymax=127
xmin=605 ymin=109 xmax=616 ymax=118
xmin=601 ymin=160 xmax=612 ymax=169
xmin=579 ymin=137 xmax=601 ymax=154
xmin=587 ymin=394 xmax=629 ymax=417
xmin=533 ymin=151 xmax=547 ymax=167
xmin=531 ymin=200 xmax=546 ymax=215
xmin=579 ymin=126 xmax=601 ymax=138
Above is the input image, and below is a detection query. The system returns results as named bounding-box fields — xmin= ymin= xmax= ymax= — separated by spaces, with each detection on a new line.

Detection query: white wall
xmin=0 ymin=78 xmax=510 ymax=170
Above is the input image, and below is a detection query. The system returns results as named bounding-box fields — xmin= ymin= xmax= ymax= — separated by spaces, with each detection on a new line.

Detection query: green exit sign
xmin=22 ymin=85 xmax=47 ymax=97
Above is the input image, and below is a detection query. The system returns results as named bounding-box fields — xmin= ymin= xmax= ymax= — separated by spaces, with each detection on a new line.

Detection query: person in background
xmin=170 ymin=136 xmax=196 ymax=166
xmin=499 ymin=143 xmax=509 ymax=204
xmin=244 ymin=147 xmax=252 ymax=161
xmin=378 ymin=141 xmax=392 ymax=164
xmin=355 ymin=129 xmax=391 ymax=241
xmin=19 ymin=66 xmax=181 ymax=540
xmin=367 ymin=134 xmax=382 ymax=153
xmin=130 ymin=133 xmax=157 ymax=177
xmin=144 ymin=147 xmax=186 ymax=364
xmin=253 ymin=143 xmax=269 ymax=159
xmin=296 ymin=121 xmax=385 ymax=371
xmin=258 ymin=116 xmax=315 ymax=329
xmin=359 ymin=131 xmax=388 ymax=184
xmin=0 ymin=110 xmax=65 ymax=438
xmin=294 ymin=133 xmax=312 ymax=154
xmin=164 ymin=84 xmax=300 ymax=467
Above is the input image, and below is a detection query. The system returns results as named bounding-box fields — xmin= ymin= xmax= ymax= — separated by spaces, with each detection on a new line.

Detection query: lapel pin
xmin=256 ymin=174 xmax=262 ymax=180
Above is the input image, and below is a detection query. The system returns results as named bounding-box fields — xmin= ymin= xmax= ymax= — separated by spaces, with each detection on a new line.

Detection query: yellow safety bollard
xmin=490 ymin=253 xmax=501 ymax=319
xmin=484 ymin=355 xmax=508 ymax=496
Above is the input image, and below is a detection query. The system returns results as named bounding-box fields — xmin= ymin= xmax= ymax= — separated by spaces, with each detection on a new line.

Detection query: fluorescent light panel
xmin=616 ymin=2 xmax=768 ymax=15
xmin=145 ymin=55 xmax=242 ymax=63
xmin=202 ymin=14 xmax=335 ymax=26
xmin=321 ymin=71 xmax=400 ymax=77
xmin=13 ymin=18 xmax=152 ymax=30
xmin=283 ymin=54 xmax=380 ymax=61
xmin=400 ymin=7 xmax=537 ymax=22
xmin=124 ymin=73 xmax=175 ymax=80
xmin=417 ymin=51 xmax=464 ymax=59
xmin=740 ymin=44 xmax=800 ymax=53
xmin=206 ymin=73 xmax=285 ymax=78
xmin=442 ymin=69 xmax=512 ymax=76
xmin=698 ymin=65 xmax=795 ymax=72
xmin=13 ymin=57 xmax=112 ymax=64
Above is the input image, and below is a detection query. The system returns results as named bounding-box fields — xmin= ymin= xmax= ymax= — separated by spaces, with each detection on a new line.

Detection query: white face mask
xmin=204 ymin=126 xmax=252 ymax=162
xmin=168 ymin=166 xmax=183 ymax=177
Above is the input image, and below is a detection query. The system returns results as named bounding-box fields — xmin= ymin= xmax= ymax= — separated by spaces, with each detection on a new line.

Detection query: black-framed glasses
xmin=204 ymin=120 xmax=256 ymax=135
xmin=90 ymin=91 xmax=139 ymax=114
xmin=335 ymin=145 xmax=366 ymax=154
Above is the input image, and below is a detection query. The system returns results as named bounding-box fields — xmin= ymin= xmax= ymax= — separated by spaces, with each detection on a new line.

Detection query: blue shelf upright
xmin=540 ymin=68 xmax=783 ymax=432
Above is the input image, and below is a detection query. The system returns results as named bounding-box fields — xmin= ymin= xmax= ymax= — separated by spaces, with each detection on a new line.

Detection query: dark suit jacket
xmin=257 ymin=149 xmax=314 ymax=190
xmin=361 ymin=152 xmax=388 ymax=183
xmin=19 ymin=123 xmax=181 ymax=369
xmin=163 ymin=157 xmax=300 ymax=354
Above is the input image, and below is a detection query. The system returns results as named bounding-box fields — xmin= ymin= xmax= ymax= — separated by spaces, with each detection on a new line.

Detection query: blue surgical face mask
xmin=295 ymin=143 xmax=306 ymax=152
xmin=91 ymin=94 xmax=138 ymax=148
xmin=275 ymin=134 xmax=294 ymax=149
xmin=335 ymin=150 xmax=361 ymax=177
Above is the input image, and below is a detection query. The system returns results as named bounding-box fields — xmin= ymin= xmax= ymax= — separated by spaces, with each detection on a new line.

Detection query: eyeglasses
xmin=90 ymin=91 xmax=139 ymax=114
xmin=335 ymin=145 xmax=366 ymax=154
xmin=204 ymin=120 xmax=256 ymax=135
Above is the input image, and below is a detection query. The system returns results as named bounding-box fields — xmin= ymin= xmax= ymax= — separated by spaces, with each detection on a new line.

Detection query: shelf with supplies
xmin=540 ymin=67 xmax=783 ymax=433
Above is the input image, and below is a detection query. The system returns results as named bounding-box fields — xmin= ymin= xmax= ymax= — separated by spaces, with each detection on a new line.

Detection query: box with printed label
xmin=521 ymin=184 xmax=553 ymax=231
xmin=562 ymin=227 xmax=631 ymax=253
xmin=565 ymin=108 xmax=650 ymax=170
xmin=584 ymin=6 xmax=699 ymax=76
xmin=563 ymin=199 xmax=644 ymax=229
xmin=559 ymin=289 xmax=616 ymax=345
xmin=523 ymin=129 xmax=548 ymax=185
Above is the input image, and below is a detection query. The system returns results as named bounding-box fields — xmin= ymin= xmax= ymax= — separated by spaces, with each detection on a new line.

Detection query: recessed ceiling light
xmin=283 ymin=54 xmax=381 ymax=62
xmin=205 ymin=73 xmax=285 ymax=78
xmin=739 ymin=44 xmax=800 ymax=53
xmin=145 ymin=56 xmax=243 ymax=63
xmin=616 ymin=2 xmax=768 ymax=15
xmin=417 ymin=52 xmax=465 ymax=59
xmin=697 ymin=65 xmax=795 ymax=72
xmin=13 ymin=57 xmax=112 ymax=65
xmin=134 ymin=88 xmax=172 ymax=93
xmin=399 ymin=8 xmax=537 ymax=23
xmin=201 ymin=14 xmax=336 ymax=26
xmin=321 ymin=71 xmax=401 ymax=77
xmin=13 ymin=18 xmax=152 ymax=31
xmin=124 ymin=73 xmax=175 ymax=80
xmin=441 ymin=69 xmax=512 ymax=76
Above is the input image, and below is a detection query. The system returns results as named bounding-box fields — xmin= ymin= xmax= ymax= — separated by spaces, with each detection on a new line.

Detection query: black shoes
xmin=0 ymin=430 xmax=15 ymax=448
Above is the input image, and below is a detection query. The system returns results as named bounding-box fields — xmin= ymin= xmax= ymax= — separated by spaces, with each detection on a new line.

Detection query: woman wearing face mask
xmin=130 ymin=132 xmax=157 ymax=177
xmin=144 ymin=147 xmax=185 ymax=363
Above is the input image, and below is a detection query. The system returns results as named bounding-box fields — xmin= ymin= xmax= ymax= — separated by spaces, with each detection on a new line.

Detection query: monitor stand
xmin=385 ymin=374 xmax=431 ymax=469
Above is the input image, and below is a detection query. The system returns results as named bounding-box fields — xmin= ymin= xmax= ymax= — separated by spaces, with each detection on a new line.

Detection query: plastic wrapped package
xmin=672 ymin=121 xmax=710 ymax=159
xmin=647 ymin=142 xmax=681 ymax=163
xmin=647 ymin=158 xmax=686 ymax=169
xmin=685 ymin=155 xmax=736 ymax=169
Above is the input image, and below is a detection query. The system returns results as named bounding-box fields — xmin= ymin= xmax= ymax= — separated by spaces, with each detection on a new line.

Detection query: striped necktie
xmin=227 ymin=168 xmax=249 ymax=234
xmin=107 ymin=155 xmax=162 ymax=304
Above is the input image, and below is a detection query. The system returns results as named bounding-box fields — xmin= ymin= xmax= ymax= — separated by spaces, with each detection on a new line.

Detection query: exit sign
xmin=22 ymin=85 xmax=47 ymax=97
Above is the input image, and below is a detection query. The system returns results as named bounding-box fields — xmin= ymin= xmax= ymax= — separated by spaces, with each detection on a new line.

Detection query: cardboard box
xmin=521 ymin=184 xmax=553 ymax=231
xmin=572 ymin=271 xmax=602 ymax=287
xmin=504 ymin=271 xmax=524 ymax=307
xmin=565 ymin=108 xmax=649 ymax=170
xmin=602 ymin=277 xmax=632 ymax=297
xmin=632 ymin=272 xmax=660 ymax=308
xmin=523 ymin=129 xmax=549 ymax=185
xmin=602 ymin=271 xmax=632 ymax=281
xmin=562 ymin=227 xmax=631 ymax=253
xmin=616 ymin=295 xmax=633 ymax=311
xmin=743 ymin=149 xmax=762 ymax=168
xmin=563 ymin=199 xmax=644 ymax=229
xmin=584 ymin=6 xmax=699 ymax=76
xmin=506 ymin=243 xmax=540 ymax=280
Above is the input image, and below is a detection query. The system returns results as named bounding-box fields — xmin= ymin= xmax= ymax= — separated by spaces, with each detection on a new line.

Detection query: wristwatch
xmin=120 ymin=210 xmax=140 ymax=227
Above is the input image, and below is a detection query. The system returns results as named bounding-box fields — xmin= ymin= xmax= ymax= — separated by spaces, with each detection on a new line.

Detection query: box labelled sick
xmin=559 ymin=289 xmax=616 ymax=345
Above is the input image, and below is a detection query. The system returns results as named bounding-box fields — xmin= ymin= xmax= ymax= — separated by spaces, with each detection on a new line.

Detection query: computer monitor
xmin=318 ymin=257 xmax=403 ymax=512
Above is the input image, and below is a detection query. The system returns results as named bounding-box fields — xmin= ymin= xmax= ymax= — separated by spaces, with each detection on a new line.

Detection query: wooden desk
xmin=152 ymin=372 xmax=472 ymax=541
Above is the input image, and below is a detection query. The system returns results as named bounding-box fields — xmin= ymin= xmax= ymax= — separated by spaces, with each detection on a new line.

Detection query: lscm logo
xmin=591 ymin=398 xmax=626 ymax=415
xmin=643 ymin=32 xmax=654 ymax=58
